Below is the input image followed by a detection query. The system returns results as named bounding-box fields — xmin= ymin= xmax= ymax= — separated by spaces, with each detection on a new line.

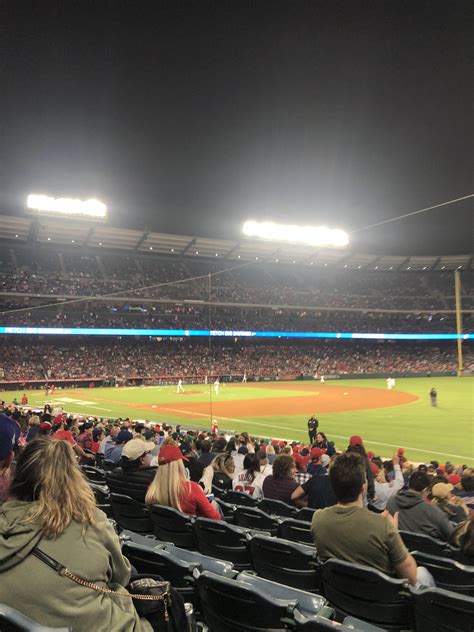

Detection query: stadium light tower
xmin=27 ymin=194 xmax=107 ymax=220
xmin=242 ymin=220 xmax=349 ymax=248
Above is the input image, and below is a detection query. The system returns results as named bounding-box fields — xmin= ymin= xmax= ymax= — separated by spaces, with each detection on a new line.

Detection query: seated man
xmin=311 ymin=453 xmax=433 ymax=587
xmin=387 ymin=470 xmax=454 ymax=541
xmin=291 ymin=449 xmax=336 ymax=509
xmin=104 ymin=429 xmax=133 ymax=464
xmin=106 ymin=438 xmax=157 ymax=503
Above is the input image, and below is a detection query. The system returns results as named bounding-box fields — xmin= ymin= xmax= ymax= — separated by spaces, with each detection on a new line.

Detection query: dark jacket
xmin=387 ymin=490 xmax=454 ymax=541
xmin=301 ymin=473 xmax=336 ymax=510
xmin=106 ymin=467 xmax=157 ymax=504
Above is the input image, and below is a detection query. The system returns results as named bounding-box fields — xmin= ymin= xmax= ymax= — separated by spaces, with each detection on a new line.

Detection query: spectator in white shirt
xmin=233 ymin=453 xmax=266 ymax=499
xmin=372 ymin=454 xmax=404 ymax=511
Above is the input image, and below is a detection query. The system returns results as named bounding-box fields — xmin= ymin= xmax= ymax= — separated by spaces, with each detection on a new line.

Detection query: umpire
xmin=307 ymin=414 xmax=319 ymax=444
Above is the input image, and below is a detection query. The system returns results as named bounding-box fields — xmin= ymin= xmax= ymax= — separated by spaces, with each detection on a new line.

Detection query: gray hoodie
xmin=386 ymin=490 xmax=454 ymax=541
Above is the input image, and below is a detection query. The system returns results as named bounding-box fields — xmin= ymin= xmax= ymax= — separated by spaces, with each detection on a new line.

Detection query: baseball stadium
xmin=1 ymin=215 xmax=473 ymax=465
xmin=1 ymin=3 xmax=473 ymax=630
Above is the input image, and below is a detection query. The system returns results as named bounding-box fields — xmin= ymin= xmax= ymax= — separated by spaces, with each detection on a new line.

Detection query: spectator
xmin=232 ymin=446 xmax=248 ymax=475
xmin=91 ymin=427 xmax=106 ymax=454
xmin=310 ymin=452 xmax=433 ymax=587
xmin=52 ymin=418 xmax=95 ymax=462
xmin=180 ymin=440 xmax=206 ymax=484
xmin=0 ymin=438 xmax=152 ymax=631
xmin=0 ymin=413 xmax=20 ymax=502
xmin=104 ymin=429 xmax=133 ymax=464
xmin=292 ymin=449 xmax=336 ymax=509
xmin=314 ymin=432 xmax=336 ymax=456
xmin=258 ymin=450 xmax=273 ymax=479
xmin=451 ymin=517 xmax=474 ymax=565
xmin=100 ymin=422 xmax=120 ymax=454
xmin=233 ymin=453 xmax=266 ymax=499
xmin=212 ymin=454 xmax=235 ymax=490
xmin=76 ymin=421 xmax=94 ymax=452
xmin=430 ymin=483 xmax=469 ymax=524
xmin=146 ymin=443 xmax=220 ymax=520
xmin=387 ymin=471 xmax=454 ymax=541
xmin=307 ymin=447 xmax=327 ymax=476
xmin=346 ymin=436 xmax=375 ymax=502
xmin=293 ymin=453 xmax=311 ymax=485
xmin=38 ymin=421 xmax=53 ymax=437
xmin=265 ymin=444 xmax=276 ymax=465
xmin=197 ymin=439 xmax=214 ymax=466
xmin=372 ymin=455 xmax=405 ymax=511
xmin=106 ymin=438 xmax=156 ymax=503
xmin=262 ymin=455 xmax=300 ymax=505
xmin=26 ymin=415 xmax=41 ymax=443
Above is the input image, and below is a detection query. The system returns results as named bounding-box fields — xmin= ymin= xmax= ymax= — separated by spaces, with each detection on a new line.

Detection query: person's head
xmin=408 ymin=471 xmax=431 ymax=495
xmin=145 ymin=444 xmax=189 ymax=510
xmin=93 ymin=427 xmax=105 ymax=443
xmin=9 ymin=438 xmax=97 ymax=538
xmin=266 ymin=445 xmax=275 ymax=457
xmin=329 ymin=453 xmax=366 ymax=504
xmin=453 ymin=517 xmax=474 ymax=558
xmin=257 ymin=450 xmax=268 ymax=467
xmin=214 ymin=437 xmax=228 ymax=452
xmin=226 ymin=437 xmax=237 ymax=453
xmin=82 ymin=421 xmax=94 ymax=434
xmin=28 ymin=415 xmax=40 ymax=427
xmin=310 ymin=447 xmax=325 ymax=463
xmin=281 ymin=446 xmax=292 ymax=456
xmin=0 ymin=413 xmax=18 ymax=471
xmin=110 ymin=423 xmax=120 ymax=438
xmin=316 ymin=432 xmax=327 ymax=443
xmin=115 ymin=429 xmax=133 ymax=445
xmin=243 ymin=453 xmax=260 ymax=482
xmin=461 ymin=475 xmax=474 ymax=492
xmin=272 ymin=455 xmax=296 ymax=480
xmin=39 ymin=421 xmax=52 ymax=436
xmin=120 ymin=438 xmax=155 ymax=471
xmin=200 ymin=439 xmax=211 ymax=454
xmin=347 ymin=436 xmax=367 ymax=459
xmin=238 ymin=432 xmax=250 ymax=445
xmin=212 ymin=453 xmax=235 ymax=478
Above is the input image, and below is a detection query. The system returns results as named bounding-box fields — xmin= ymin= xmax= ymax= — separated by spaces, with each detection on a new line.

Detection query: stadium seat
xmin=235 ymin=572 xmax=329 ymax=618
xmin=412 ymin=551 xmax=474 ymax=596
xmin=162 ymin=543 xmax=238 ymax=578
xmin=0 ymin=604 xmax=72 ymax=631
xmin=102 ymin=459 xmax=117 ymax=472
xmin=320 ymin=558 xmax=413 ymax=631
xmin=211 ymin=484 xmax=227 ymax=500
xmin=296 ymin=507 xmax=315 ymax=523
xmin=215 ymin=497 xmax=236 ymax=520
xmin=194 ymin=517 xmax=253 ymax=570
xmin=233 ymin=505 xmax=279 ymax=534
xmin=149 ymin=504 xmax=197 ymax=548
xmin=119 ymin=529 xmax=159 ymax=546
xmin=409 ymin=586 xmax=474 ymax=632
xmin=122 ymin=540 xmax=198 ymax=605
xmin=399 ymin=530 xmax=453 ymax=557
xmin=109 ymin=493 xmax=153 ymax=533
xmin=196 ymin=570 xmax=319 ymax=632
xmin=248 ymin=533 xmax=321 ymax=592
xmin=289 ymin=609 xmax=385 ymax=631
xmin=89 ymin=482 xmax=110 ymax=504
xmin=225 ymin=489 xmax=260 ymax=507
xmin=81 ymin=465 xmax=106 ymax=484
xmin=259 ymin=498 xmax=297 ymax=518
xmin=278 ymin=518 xmax=313 ymax=545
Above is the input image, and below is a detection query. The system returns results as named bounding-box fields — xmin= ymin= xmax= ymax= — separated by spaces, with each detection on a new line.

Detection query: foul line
xmin=159 ymin=406 xmax=473 ymax=461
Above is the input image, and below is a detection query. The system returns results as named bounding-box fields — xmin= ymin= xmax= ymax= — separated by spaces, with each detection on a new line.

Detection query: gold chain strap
xmin=61 ymin=568 xmax=170 ymax=622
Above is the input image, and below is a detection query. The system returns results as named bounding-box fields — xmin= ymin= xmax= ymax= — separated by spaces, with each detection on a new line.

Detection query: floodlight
xmin=27 ymin=194 xmax=107 ymax=219
xmin=242 ymin=220 xmax=348 ymax=247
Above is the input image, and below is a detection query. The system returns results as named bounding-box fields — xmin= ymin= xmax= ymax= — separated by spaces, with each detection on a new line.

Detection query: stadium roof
xmin=0 ymin=214 xmax=472 ymax=271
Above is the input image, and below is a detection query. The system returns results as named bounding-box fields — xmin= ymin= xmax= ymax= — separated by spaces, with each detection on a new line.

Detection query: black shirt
xmin=302 ymin=473 xmax=336 ymax=509
xmin=308 ymin=417 xmax=319 ymax=430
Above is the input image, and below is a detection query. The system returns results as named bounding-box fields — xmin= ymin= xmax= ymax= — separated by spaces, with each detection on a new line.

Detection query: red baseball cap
xmin=367 ymin=451 xmax=375 ymax=460
xmin=158 ymin=444 xmax=189 ymax=465
xmin=397 ymin=448 xmax=405 ymax=456
xmin=349 ymin=435 xmax=364 ymax=447
xmin=448 ymin=474 xmax=461 ymax=485
xmin=370 ymin=462 xmax=380 ymax=475
xmin=310 ymin=447 xmax=325 ymax=460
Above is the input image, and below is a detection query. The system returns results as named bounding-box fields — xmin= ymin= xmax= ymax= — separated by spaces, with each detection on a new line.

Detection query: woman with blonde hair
xmin=212 ymin=453 xmax=235 ymax=490
xmin=146 ymin=443 xmax=220 ymax=519
xmin=0 ymin=438 xmax=153 ymax=632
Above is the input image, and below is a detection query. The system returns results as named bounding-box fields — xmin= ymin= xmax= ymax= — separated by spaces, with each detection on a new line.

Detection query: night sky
xmin=1 ymin=1 xmax=472 ymax=255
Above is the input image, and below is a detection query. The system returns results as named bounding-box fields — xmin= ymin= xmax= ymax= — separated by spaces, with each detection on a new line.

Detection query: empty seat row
xmin=214 ymin=487 xmax=315 ymax=522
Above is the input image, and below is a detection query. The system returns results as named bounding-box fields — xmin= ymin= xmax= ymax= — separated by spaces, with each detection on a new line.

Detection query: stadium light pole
xmin=454 ymin=270 xmax=464 ymax=376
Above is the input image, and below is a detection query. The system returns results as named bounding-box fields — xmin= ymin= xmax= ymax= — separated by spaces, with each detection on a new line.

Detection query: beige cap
xmin=121 ymin=438 xmax=155 ymax=461
xmin=431 ymin=482 xmax=454 ymax=499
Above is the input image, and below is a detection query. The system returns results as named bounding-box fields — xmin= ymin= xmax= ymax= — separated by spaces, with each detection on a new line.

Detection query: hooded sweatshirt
xmin=386 ymin=490 xmax=454 ymax=541
xmin=0 ymin=500 xmax=152 ymax=632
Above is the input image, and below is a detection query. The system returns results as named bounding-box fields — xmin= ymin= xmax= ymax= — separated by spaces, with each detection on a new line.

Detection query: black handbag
xmin=31 ymin=549 xmax=187 ymax=632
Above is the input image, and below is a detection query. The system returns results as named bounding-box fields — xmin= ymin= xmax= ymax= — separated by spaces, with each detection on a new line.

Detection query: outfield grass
xmin=6 ymin=376 xmax=473 ymax=465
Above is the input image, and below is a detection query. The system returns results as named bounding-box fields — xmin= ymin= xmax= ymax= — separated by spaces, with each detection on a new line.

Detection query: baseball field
xmin=7 ymin=376 xmax=473 ymax=465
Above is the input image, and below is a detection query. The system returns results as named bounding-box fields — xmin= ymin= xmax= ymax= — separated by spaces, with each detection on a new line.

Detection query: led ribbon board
xmin=0 ymin=327 xmax=471 ymax=340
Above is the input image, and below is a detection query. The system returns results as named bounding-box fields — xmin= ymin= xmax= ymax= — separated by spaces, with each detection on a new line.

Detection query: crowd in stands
xmin=0 ymin=399 xmax=473 ymax=629
xmin=1 ymin=246 xmax=472 ymax=320
xmin=1 ymin=338 xmax=473 ymax=384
